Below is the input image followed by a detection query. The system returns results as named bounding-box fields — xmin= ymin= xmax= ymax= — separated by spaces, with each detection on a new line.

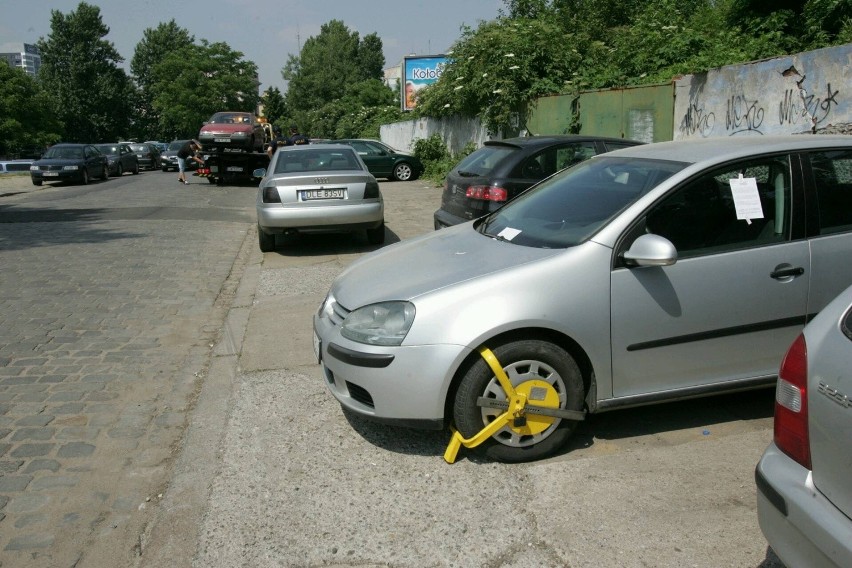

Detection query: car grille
xmin=328 ymin=300 xmax=350 ymax=327
xmin=346 ymin=381 xmax=374 ymax=408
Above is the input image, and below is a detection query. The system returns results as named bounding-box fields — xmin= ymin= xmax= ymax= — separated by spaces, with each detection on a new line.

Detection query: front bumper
xmin=313 ymin=312 xmax=468 ymax=428
xmin=756 ymin=443 xmax=852 ymax=568
xmin=30 ymin=170 xmax=83 ymax=183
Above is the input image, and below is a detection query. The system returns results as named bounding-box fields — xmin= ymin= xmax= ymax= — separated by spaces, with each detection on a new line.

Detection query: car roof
xmin=484 ymin=135 xmax=642 ymax=149
xmin=605 ymin=135 xmax=852 ymax=164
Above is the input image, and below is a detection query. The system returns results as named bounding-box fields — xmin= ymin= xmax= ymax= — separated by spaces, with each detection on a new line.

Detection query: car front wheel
xmin=133 ymin=161 xmax=140 ymax=175
xmin=393 ymin=162 xmax=414 ymax=181
xmin=101 ymin=163 xmax=109 ymax=180
xmin=453 ymin=339 xmax=584 ymax=463
xmin=81 ymin=168 xmax=90 ymax=185
xmin=258 ymin=224 xmax=275 ymax=252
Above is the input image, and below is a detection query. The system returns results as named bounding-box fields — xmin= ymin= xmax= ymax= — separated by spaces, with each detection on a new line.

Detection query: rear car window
xmin=453 ymin=145 xmax=515 ymax=176
xmin=274 ymin=150 xmax=361 ymax=174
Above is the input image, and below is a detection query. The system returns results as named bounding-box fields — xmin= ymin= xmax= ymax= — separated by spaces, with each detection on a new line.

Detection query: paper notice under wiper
xmin=729 ymin=175 xmax=763 ymax=224
xmin=497 ymin=227 xmax=521 ymax=241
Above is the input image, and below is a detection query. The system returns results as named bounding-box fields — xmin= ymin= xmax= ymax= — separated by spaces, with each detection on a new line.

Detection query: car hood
xmin=331 ymin=223 xmax=560 ymax=309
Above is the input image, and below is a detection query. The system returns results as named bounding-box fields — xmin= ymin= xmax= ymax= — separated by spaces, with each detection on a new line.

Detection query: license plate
xmin=302 ymin=189 xmax=345 ymax=200
xmin=313 ymin=332 xmax=321 ymax=363
xmin=226 ymin=166 xmax=243 ymax=172
xmin=43 ymin=172 xmax=59 ymax=177
xmin=214 ymin=138 xmax=231 ymax=143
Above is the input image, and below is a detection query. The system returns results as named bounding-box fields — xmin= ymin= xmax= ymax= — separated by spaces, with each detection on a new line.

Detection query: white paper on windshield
xmin=497 ymin=227 xmax=521 ymax=241
xmin=728 ymin=174 xmax=763 ymax=224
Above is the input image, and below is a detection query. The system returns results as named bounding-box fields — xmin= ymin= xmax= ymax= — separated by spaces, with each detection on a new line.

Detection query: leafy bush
xmin=414 ymin=135 xmax=476 ymax=185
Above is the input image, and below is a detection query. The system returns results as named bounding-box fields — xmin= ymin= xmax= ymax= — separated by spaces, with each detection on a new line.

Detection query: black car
xmin=95 ymin=143 xmax=140 ymax=176
xmin=129 ymin=143 xmax=162 ymax=170
xmin=434 ymin=135 xmax=644 ymax=229
xmin=29 ymin=143 xmax=109 ymax=186
xmin=330 ymin=139 xmax=423 ymax=181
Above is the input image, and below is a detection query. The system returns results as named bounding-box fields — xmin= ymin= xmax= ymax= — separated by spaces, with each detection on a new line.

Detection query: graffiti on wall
xmin=674 ymin=45 xmax=850 ymax=140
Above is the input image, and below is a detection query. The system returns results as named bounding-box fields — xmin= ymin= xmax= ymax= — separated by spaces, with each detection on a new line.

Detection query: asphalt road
xmin=0 ymin=171 xmax=784 ymax=567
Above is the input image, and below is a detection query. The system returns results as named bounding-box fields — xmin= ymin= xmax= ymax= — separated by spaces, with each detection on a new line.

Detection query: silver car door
xmin=610 ymin=154 xmax=810 ymax=398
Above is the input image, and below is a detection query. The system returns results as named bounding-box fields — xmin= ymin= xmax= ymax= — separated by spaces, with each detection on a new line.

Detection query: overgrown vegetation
xmin=413 ymin=134 xmax=476 ymax=184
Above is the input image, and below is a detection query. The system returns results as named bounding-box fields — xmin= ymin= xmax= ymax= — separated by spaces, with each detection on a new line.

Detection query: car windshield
xmin=453 ymin=144 xmax=515 ymax=176
xmin=479 ymin=156 xmax=687 ymax=248
xmin=130 ymin=144 xmax=148 ymax=152
xmin=44 ymin=147 xmax=83 ymax=159
xmin=274 ymin=150 xmax=362 ymax=174
xmin=209 ymin=112 xmax=250 ymax=124
xmin=96 ymin=145 xmax=119 ymax=155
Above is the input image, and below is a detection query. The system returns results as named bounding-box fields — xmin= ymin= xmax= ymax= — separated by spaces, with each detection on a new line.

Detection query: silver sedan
xmin=313 ymin=135 xmax=852 ymax=463
xmin=756 ymin=283 xmax=852 ymax=568
xmin=255 ymin=144 xmax=384 ymax=252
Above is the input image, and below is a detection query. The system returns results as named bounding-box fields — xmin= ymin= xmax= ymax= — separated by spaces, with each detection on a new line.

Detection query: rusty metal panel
xmin=526 ymin=94 xmax=576 ymax=135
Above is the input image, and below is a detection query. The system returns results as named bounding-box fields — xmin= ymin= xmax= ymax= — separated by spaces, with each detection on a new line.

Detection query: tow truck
xmin=194 ymin=115 xmax=273 ymax=186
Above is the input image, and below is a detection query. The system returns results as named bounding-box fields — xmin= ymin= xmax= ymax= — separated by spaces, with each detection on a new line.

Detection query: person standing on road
xmin=177 ymin=139 xmax=204 ymax=185
xmin=267 ymin=126 xmax=287 ymax=158
xmin=287 ymin=124 xmax=310 ymax=146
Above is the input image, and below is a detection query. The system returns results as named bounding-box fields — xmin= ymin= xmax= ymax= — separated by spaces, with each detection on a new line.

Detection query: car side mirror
xmin=623 ymin=234 xmax=678 ymax=267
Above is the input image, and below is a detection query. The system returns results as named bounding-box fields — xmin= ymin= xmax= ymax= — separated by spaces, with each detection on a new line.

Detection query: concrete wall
xmin=674 ymin=43 xmax=852 ymax=140
xmin=380 ymin=115 xmax=495 ymax=155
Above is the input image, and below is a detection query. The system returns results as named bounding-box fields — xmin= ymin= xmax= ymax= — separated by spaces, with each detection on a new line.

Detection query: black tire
xmin=393 ymin=162 xmax=414 ymax=181
xmin=32 ymin=178 xmax=42 ymax=186
xmin=258 ymin=224 xmax=276 ymax=252
xmin=81 ymin=168 xmax=90 ymax=185
xmin=116 ymin=164 xmax=123 ymax=177
xmin=133 ymin=161 xmax=140 ymax=175
xmin=453 ymin=339 xmax=584 ymax=463
xmin=207 ymin=176 xmax=217 ymax=184
xmin=101 ymin=163 xmax=109 ymax=180
xmin=366 ymin=222 xmax=385 ymax=245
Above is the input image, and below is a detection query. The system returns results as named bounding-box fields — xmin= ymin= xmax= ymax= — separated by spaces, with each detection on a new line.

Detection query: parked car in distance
xmin=29 ymin=143 xmax=109 ymax=186
xmin=0 ymin=160 xmax=34 ymax=174
xmin=96 ymin=143 xmax=140 ymax=176
xmin=313 ymin=135 xmax=852 ymax=463
xmin=198 ymin=111 xmax=266 ymax=152
xmin=434 ymin=135 xmax=644 ymax=229
xmin=129 ymin=143 xmax=161 ymax=170
xmin=160 ymin=140 xmax=200 ymax=172
xmin=144 ymin=141 xmax=168 ymax=152
xmin=255 ymin=144 xmax=384 ymax=252
xmin=755 ymin=283 xmax=852 ymax=568
xmin=330 ymin=139 xmax=423 ymax=182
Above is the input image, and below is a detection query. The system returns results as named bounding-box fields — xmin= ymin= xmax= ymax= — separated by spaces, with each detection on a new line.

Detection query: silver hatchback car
xmin=755 ymin=283 xmax=852 ymax=568
xmin=313 ymin=136 xmax=852 ymax=462
xmin=255 ymin=144 xmax=385 ymax=251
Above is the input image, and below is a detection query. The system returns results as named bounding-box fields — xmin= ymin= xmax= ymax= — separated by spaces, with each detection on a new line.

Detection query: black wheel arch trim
xmin=327 ymin=342 xmax=394 ymax=368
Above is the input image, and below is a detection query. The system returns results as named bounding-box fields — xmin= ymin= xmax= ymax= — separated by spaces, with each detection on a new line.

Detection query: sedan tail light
xmin=262 ymin=186 xmax=282 ymax=203
xmin=364 ymin=180 xmax=380 ymax=199
xmin=774 ymin=333 xmax=811 ymax=469
xmin=465 ymin=185 xmax=508 ymax=202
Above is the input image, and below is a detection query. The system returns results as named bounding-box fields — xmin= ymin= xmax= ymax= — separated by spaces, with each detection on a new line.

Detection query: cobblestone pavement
xmin=0 ymin=172 xmax=256 ymax=567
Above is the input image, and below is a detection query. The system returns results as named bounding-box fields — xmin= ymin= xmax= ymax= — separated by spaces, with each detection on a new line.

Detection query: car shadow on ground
xmin=340 ymin=387 xmax=775 ymax=463
xmin=268 ymin=226 xmax=403 ymax=257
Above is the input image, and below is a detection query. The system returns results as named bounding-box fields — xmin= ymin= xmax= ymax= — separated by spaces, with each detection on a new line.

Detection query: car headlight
xmin=341 ymin=301 xmax=415 ymax=346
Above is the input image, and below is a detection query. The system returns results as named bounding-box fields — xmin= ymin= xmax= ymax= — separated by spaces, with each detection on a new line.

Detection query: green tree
xmin=0 ymin=64 xmax=62 ymax=157
xmin=260 ymin=86 xmax=288 ymax=124
xmin=149 ymin=40 xmax=260 ymax=140
xmin=36 ymin=2 xmax=136 ymax=142
xmin=416 ymin=16 xmax=581 ymax=132
xmin=130 ymin=20 xmax=194 ymax=141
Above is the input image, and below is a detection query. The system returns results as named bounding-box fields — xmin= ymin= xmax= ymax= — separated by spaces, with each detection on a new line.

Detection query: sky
xmin=2 ymin=0 xmax=504 ymax=92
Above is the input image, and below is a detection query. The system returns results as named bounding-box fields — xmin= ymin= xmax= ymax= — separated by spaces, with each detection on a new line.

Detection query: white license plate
xmin=313 ymin=332 xmax=321 ymax=363
xmin=302 ymin=189 xmax=345 ymax=200
xmin=214 ymin=138 xmax=231 ymax=143
xmin=226 ymin=166 xmax=243 ymax=172
xmin=43 ymin=172 xmax=59 ymax=177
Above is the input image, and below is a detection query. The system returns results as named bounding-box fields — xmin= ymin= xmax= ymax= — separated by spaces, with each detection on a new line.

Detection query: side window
xmin=645 ymin=156 xmax=792 ymax=257
xmin=349 ymin=141 xmax=369 ymax=155
xmin=810 ymin=150 xmax=852 ymax=234
xmin=518 ymin=142 xmax=597 ymax=179
xmin=364 ymin=142 xmax=384 ymax=156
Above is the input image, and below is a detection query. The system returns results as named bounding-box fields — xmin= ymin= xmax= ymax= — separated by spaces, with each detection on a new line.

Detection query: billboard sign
xmin=402 ymin=55 xmax=448 ymax=111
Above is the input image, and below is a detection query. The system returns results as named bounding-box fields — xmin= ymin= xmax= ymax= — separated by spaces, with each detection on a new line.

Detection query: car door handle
xmin=770 ymin=266 xmax=804 ymax=279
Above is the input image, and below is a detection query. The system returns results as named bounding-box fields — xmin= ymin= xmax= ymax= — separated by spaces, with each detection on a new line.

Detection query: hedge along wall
xmin=675 ymin=43 xmax=852 ymax=140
